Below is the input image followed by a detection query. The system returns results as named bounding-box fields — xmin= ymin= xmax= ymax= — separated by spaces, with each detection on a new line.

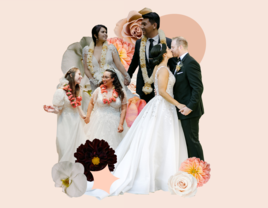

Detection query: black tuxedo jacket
xmin=173 ymin=53 xmax=204 ymax=120
xmin=128 ymin=37 xmax=177 ymax=99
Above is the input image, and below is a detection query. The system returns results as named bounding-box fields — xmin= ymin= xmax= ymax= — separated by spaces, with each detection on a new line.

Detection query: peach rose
xmin=114 ymin=11 xmax=143 ymax=45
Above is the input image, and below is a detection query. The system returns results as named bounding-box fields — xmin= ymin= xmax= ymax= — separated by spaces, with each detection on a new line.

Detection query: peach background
xmin=1 ymin=0 xmax=267 ymax=207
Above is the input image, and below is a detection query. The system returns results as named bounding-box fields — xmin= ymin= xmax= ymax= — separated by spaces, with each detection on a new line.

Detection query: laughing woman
xmin=84 ymin=67 xmax=128 ymax=150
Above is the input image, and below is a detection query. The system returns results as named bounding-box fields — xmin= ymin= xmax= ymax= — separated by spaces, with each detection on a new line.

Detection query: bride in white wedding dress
xmin=85 ymin=43 xmax=188 ymax=199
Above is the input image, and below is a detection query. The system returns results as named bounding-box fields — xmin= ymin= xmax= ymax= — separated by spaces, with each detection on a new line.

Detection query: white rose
xmin=168 ymin=171 xmax=198 ymax=198
xmin=52 ymin=161 xmax=87 ymax=197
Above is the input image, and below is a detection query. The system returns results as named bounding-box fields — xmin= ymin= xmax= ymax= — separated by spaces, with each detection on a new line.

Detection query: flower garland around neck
xmin=140 ymin=29 xmax=166 ymax=95
xmin=87 ymin=41 xmax=108 ymax=79
xmin=62 ymin=85 xmax=82 ymax=108
xmin=100 ymin=84 xmax=119 ymax=104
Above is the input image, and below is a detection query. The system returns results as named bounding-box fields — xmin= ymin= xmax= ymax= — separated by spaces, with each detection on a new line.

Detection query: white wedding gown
xmin=52 ymin=86 xmax=87 ymax=163
xmin=84 ymin=66 xmax=188 ymax=199
xmin=84 ymin=87 xmax=129 ymax=150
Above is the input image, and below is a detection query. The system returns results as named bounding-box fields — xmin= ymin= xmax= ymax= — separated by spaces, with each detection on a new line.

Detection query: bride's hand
xmin=176 ymin=104 xmax=186 ymax=110
xmin=84 ymin=116 xmax=90 ymax=124
xmin=118 ymin=124 xmax=124 ymax=133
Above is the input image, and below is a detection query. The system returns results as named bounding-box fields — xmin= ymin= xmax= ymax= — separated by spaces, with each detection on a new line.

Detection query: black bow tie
xmin=176 ymin=57 xmax=181 ymax=62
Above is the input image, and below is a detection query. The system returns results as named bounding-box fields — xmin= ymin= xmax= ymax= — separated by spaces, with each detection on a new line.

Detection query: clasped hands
xmin=176 ymin=104 xmax=192 ymax=116
xmin=83 ymin=116 xmax=89 ymax=124
xmin=153 ymin=90 xmax=192 ymax=116
xmin=179 ymin=106 xmax=192 ymax=116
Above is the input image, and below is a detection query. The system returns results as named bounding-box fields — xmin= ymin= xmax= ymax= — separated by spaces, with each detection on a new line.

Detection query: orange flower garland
xmin=100 ymin=84 xmax=118 ymax=104
xmin=63 ymin=84 xmax=82 ymax=108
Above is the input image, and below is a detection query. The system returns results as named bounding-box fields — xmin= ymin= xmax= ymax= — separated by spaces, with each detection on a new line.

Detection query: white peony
xmin=168 ymin=171 xmax=198 ymax=198
xmin=52 ymin=161 xmax=87 ymax=197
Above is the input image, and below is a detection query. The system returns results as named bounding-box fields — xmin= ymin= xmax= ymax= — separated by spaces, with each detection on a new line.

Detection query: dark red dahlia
xmin=74 ymin=139 xmax=117 ymax=181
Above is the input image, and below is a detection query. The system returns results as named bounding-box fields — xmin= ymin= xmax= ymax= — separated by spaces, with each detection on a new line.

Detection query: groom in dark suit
xmin=171 ymin=37 xmax=205 ymax=161
xmin=127 ymin=11 xmax=177 ymax=103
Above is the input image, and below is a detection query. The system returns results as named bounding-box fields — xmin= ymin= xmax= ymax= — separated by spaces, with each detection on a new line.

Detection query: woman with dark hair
xmin=84 ymin=66 xmax=128 ymax=150
xmin=43 ymin=67 xmax=87 ymax=163
xmin=84 ymin=43 xmax=188 ymax=199
xmin=82 ymin=24 xmax=136 ymax=100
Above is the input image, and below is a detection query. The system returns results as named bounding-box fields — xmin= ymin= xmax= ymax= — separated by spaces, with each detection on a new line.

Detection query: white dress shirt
xmin=146 ymin=35 xmax=159 ymax=62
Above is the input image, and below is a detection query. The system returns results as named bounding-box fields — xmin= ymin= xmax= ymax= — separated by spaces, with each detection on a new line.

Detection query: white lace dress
xmin=82 ymin=44 xmax=137 ymax=99
xmin=84 ymin=87 xmax=129 ymax=150
xmin=84 ymin=66 xmax=188 ymax=199
xmin=52 ymin=87 xmax=87 ymax=163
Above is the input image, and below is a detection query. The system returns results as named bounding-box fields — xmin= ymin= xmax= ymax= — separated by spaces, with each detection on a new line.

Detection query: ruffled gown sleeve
xmin=91 ymin=87 xmax=99 ymax=105
xmin=52 ymin=89 xmax=65 ymax=112
xmin=82 ymin=45 xmax=89 ymax=56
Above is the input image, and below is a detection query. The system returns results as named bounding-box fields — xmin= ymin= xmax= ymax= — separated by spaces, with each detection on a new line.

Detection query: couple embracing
xmin=85 ymin=11 xmax=204 ymax=198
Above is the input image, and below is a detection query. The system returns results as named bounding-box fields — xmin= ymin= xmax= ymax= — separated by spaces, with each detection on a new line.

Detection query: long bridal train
xmin=84 ymin=66 xmax=188 ymax=199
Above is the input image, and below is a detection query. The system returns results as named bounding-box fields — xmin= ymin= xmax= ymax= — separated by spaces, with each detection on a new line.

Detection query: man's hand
xmin=179 ymin=106 xmax=192 ymax=116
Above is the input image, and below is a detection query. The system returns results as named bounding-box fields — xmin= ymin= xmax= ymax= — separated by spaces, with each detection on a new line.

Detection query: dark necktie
xmin=177 ymin=57 xmax=181 ymax=63
xmin=149 ymin=38 xmax=154 ymax=59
